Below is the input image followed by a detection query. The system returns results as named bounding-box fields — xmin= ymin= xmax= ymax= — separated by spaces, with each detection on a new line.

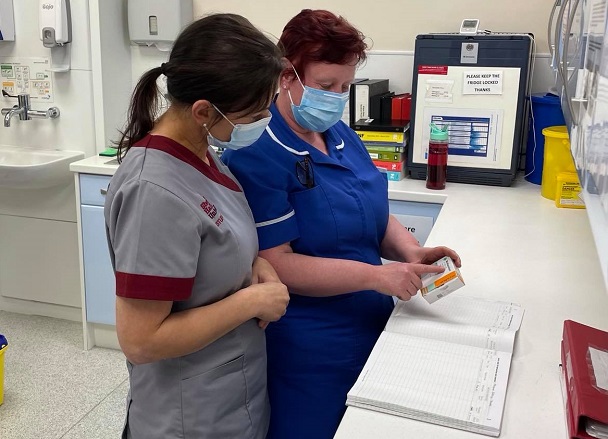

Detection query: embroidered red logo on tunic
xmin=200 ymin=197 xmax=224 ymax=227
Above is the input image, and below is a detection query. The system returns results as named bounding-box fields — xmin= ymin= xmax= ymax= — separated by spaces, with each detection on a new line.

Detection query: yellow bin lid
xmin=542 ymin=125 xmax=569 ymax=139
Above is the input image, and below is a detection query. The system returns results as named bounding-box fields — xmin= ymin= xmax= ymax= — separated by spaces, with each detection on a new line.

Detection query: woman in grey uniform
xmin=104 ymin=14 xmax=290 ymax=438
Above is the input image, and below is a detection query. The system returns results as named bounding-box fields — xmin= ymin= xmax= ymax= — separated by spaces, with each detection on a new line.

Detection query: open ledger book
xmin=346 ymin=294 xmax=524 ymax=437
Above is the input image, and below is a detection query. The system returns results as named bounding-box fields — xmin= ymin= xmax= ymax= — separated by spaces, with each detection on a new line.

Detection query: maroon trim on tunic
xmin=115 ymin=271 xmax=194 ymax=301
xmin=133 ymin=134 xmax=241 ymax=192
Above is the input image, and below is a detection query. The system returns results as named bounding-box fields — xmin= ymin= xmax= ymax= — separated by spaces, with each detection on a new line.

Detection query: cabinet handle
xmin=100 ymin=188 xmax=107 ymax=196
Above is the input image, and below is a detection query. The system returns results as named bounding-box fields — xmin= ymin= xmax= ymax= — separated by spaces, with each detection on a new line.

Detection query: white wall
xmin=130 ymin=46 xmax=167 ymax=90
xmin=130 ymin=1 xmax=556 ymax=100
xmin=0 ymin=0 xmax=92 ymax=315
xmin=193 ymin=0 xmax=556 ymax=52
xmin=89 ymin=0 xmax=132 ymax=152
xmin=0 ymin=0 xmax=96 ymax=155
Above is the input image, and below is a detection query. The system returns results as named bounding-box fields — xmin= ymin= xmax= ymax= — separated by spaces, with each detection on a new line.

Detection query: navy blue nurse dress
xmin=222 ymin=103 xmax=394 ymax=439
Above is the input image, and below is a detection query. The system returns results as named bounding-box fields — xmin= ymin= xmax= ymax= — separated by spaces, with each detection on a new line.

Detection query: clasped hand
xmin=251 ymin=256 xmax=289 ymax=329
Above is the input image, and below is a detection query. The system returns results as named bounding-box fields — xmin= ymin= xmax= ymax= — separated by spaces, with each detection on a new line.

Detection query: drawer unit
xmin=80 ymin=174 xmax=112 ymax=206
xmin=79 ymin=173 xmax=115 ymax=326
xmin=81 ymin=205 xmax=116 ymax=325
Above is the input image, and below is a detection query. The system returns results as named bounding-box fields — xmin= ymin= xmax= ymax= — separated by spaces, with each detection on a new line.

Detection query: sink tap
xmin=3 ymin=105 xmax=25 ymax=127
xmin=1 ymin=92 xmax=60 ymax=127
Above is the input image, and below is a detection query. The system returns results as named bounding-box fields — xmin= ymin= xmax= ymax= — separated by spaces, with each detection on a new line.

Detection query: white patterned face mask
xmin=206 ymin=105 xmax=272 ymax=150
xmin=288 ymin=67 xmax=349 ymax=132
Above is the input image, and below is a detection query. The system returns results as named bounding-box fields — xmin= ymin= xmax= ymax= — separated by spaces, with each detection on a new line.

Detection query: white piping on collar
xmin=266 ymin=126 xmax=345 ymax=153
xmin=266 ymin=126 xmax=309 ymax=156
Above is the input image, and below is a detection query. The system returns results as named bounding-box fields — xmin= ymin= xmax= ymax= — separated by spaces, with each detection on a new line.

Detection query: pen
xmin=296 ymin=157 xmax=315 ymax=189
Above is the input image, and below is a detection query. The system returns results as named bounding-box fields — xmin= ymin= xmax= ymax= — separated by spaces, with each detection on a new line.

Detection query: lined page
xmin=347 ymin=331 xmax=512 ymax=435
xmin=385 ymin=295 xmax=523 ymax=353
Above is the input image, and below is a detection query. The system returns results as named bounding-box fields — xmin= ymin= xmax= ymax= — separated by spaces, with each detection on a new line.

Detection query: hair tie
xmin=160 ymin=63 xmax=168 ymax=75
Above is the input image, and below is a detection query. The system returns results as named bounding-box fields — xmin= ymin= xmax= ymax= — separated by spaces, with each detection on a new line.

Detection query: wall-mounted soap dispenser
xmin=128 ymin=0 xmax=193 ymax=52
xmin=0 ymin=0 xmax=15 ymax=41
xmin=39 ymin=0 xmax=72 ymax=72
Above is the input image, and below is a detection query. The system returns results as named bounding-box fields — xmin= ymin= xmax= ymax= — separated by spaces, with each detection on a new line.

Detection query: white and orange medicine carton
xmin=419 ymin=256 xmax=465 ymax=303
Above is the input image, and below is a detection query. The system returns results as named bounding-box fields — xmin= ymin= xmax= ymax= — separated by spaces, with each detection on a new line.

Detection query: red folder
xmin=561 ymin=320 xmax=608 ymax=439
xmin=391 ymin=94 xmax=405 ymax=120
xmin=391 ymin=93 xmax=411 ymax=122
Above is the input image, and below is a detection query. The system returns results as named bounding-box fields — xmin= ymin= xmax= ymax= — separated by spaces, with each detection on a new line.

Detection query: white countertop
xmin=336 ymin=178 xmax=608 ymax=439
xmin=71 ymin=156 xmax=608 ymax=438
xmin=70 ymin=155 xmax=119 ymax=176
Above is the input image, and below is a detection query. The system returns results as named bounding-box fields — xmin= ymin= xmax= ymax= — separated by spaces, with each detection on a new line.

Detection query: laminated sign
xmin=463 ymin=71 xmax=503 ymax=95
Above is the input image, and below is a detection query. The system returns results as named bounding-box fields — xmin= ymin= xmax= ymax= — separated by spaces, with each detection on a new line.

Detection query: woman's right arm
xmin=116 ymin=281 xmax=288 ymax=365
xmin=259 ymin=243 xmax=443 ymax=301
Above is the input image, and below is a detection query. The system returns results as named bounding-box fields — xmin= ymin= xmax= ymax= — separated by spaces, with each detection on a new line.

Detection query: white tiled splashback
xmin=0 ymin=0 xmax=95 ymax=156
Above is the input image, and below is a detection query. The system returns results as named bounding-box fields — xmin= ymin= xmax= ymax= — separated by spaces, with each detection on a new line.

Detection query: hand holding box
xmin=420 ymin=256 xmax=465 ymax=303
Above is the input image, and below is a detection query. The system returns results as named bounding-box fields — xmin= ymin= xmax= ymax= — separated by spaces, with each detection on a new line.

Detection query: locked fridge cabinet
xmin=407 ymin=33 xmax=534 ymax=187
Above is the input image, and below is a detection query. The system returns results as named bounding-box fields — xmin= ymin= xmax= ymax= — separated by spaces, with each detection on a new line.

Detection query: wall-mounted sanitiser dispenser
xmin=0 ymin=0 xmax=16 ymax=42
xmin=39 ymin=0 xmax=72 ymax=72
xmin=128 ymin=0 xmax=193 ymax=52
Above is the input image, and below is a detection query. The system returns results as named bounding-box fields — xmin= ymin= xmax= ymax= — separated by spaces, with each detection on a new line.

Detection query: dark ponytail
xmin=117 ymin=13 xmax=284 ymax=161
xmin=116 ymin=67 xmax=163 ymax=161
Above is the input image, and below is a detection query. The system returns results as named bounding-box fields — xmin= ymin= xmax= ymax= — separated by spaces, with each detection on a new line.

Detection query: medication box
xmin=420 ymin=256 xmax=465 ymax=303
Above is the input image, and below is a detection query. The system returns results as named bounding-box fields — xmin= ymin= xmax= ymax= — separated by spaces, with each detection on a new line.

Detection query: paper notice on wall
xmin=425 ymin=79 xmax=454 ymax=103
xmin=0 ymin=57 xmax=54 ymax=102
xmin=418 ymin=107 xmax=504 ymax=166
xmin=463 ymin=71 xmax=503 ymax=95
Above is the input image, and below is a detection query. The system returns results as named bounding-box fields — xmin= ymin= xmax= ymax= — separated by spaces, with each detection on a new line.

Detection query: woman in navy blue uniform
xmin=222 ymin=9 xmax=460 ymax=439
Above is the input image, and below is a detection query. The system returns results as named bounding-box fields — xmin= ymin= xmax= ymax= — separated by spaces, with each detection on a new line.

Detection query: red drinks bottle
xmin=426 ymin=123 xmax=449 ymax=190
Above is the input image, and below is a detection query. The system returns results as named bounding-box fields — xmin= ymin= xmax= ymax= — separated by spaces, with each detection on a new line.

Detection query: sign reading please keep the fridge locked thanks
xmin=463 ymin=71 xmax=504 ymax=95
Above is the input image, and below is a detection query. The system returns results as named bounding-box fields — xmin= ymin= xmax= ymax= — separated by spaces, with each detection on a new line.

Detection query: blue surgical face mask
xmin=206 ymin=105 xmax=271 ymax=150
xmin=288 ymin=68 xmax=349 ymax=132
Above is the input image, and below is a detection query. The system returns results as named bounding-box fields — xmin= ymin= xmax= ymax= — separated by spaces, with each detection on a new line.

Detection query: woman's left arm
xmin=380 ymin=214 xmax=462 ymax=267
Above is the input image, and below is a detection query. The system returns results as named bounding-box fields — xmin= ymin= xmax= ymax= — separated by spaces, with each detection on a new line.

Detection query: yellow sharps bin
xmin=541 ymin=126 xmax=576 ymax=200
xmin=0 ymin=336 xmax=6 ymax=406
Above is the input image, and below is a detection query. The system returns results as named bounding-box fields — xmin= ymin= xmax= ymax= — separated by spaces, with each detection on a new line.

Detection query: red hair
xmin=279 ymin=9 xmax=367 ymax=79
